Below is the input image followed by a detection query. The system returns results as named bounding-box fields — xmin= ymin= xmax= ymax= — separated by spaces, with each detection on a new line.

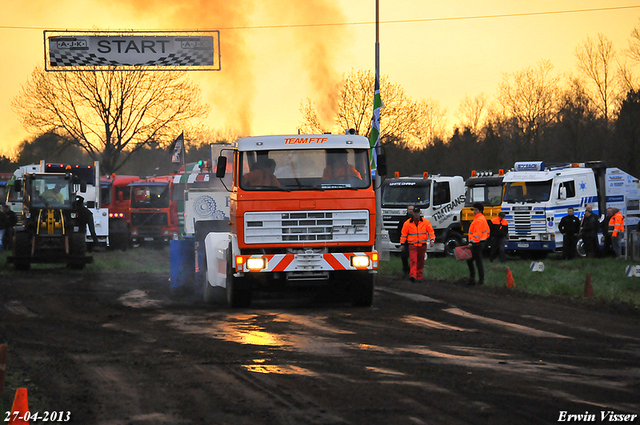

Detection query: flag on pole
xmin=171 ymin=131 xmax=184 ymax=164
xmin=369 ymin=76 xmax=383 ymax=173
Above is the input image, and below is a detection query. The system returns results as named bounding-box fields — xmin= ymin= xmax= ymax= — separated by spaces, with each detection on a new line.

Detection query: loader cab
xmin=23 ymin=173 xmax=75 ymax=209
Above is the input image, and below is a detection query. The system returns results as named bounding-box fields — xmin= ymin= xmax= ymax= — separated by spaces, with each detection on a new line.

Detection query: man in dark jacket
xmin=2 ymin=205 xmax=17 ymax=250
xmin=580 ymin=208 xmax=599 ymax=258
xmin=397 ymin=205 xmax=414 ymax=277
xmin=559 ymin=207 xmax=581 ymax=260
xmin=489 ymin=212 xmax=508 ymax=263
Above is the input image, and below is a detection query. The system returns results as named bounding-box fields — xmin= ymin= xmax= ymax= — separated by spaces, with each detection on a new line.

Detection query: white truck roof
xmin=503 ymin=166 xmax=591 ymax=182
xmin=236 ymin=135 xmax=370 ymax=151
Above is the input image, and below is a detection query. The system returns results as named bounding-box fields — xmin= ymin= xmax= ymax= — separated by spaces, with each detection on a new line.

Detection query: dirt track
xmin=1 ymin=267 xmax=639 ymax=425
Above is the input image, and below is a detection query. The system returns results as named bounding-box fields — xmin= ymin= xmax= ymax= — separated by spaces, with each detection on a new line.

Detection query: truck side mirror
xmin=80 ymin=182 xmax=87 ymax=193
xmin=558 ymin=186 xmax=567 ymax=200
xmin=14 ymin=180 xmax=22 ymax=192
xmin=216 ymin=156 xmax=227 ymax=178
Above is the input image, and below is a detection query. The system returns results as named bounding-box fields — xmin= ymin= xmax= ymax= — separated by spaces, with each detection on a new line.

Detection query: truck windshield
xmin=503 ymin=181 xmax=552 ymax=203
xmin=32 ymin=175 xmax=72 ymax=208
xmin=465 ymin=185 xmax=503 ymax=206
xmin=239 ymin=148 xmax=371 ymax=191
xmin=382 ymin=182 xmax=431 ymax=208
xmin=130 ymin=184 xmax=170 ymax=208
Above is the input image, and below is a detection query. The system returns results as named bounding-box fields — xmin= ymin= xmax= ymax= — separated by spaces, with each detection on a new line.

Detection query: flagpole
xmin=374 ymin=0 xmax=383 ymax=253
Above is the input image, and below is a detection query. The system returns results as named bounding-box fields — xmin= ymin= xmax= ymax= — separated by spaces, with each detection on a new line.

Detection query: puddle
xmin=365 ymin=366 xmax=405 ymax=376
xmin=444 ymin=307 xmax=571 ymax=338
xmin=119 ymin=290 xmax=163 ymax=308
xmin=4 ymin=301 xmax=38 ymax=318
xmin=242 ymin=364 xmax=319 ymax=376
xmin=401 ymin=315 xmax=471 ymax=332
xmin=378 ymin=288 xmax=445 ymax=303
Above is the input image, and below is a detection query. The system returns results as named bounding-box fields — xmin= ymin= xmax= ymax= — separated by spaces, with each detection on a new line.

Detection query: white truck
xmin=502 ymin=161 xmax=640 ymax=257
xmin=380 ymin=174 xmax=466 ymax=256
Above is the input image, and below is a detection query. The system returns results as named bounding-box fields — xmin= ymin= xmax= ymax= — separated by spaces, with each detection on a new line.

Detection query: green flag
xmin=369 ymin=77 xmax=383 ymax=173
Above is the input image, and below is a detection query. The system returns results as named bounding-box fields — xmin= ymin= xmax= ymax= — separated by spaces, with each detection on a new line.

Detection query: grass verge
xmin=379 ymin=253 xmax=640 ymax=308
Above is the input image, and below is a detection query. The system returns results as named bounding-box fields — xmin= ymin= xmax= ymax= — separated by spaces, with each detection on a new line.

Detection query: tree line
xmin=4 ymin=24 xmax=640 ymax=180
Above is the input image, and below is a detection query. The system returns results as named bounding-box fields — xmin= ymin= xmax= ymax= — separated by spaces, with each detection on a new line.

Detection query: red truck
xmin=128 ymin=175 xmax=179 ymax=246
xmin=100 ymin=174 xmax=140 ymax=249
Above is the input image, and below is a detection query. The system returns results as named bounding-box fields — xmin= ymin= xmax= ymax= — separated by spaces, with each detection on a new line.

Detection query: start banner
xmin=44 ymin=31 xmax=220 ymax=71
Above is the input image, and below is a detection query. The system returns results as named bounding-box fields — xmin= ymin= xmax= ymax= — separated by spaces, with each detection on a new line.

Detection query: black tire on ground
xmin=576 ymin=238 xmax=586 ymax=258
xmin=444 ymin=232 xmax=463 ymax=257
xmin=226 ymin=247 xmax=251 ymax=308
xmin=351 ymin=271 xmax=375 ymax=307
xmin=109 ymin=221 xmax=129 ymax=251
xmin=13 ymin=232 xmax=31 ymax=271
xmin=68 ymin=233 xmax=87 ymax=270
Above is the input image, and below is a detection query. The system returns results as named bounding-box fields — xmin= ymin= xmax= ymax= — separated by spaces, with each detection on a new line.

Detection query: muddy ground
xmin=0 ymin=268 xmax=639 ymax=425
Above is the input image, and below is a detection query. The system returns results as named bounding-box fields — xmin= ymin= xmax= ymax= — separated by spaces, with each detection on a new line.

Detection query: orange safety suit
xmin=401 ymin=217 xmax=435 ymax=281
xmin=322 ymin=164 xmax=362 ymax=180
xmin=468 ymin=212 xmax=490 ymax=243
xmin=243 ymin=169 xmax=281 ymax=187
xmin=611 ymin=211 xmax=625 ymax=237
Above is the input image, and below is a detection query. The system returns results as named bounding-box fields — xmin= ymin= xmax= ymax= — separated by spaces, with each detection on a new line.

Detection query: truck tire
xmin=68 ymin=233 xmax=87 ymax=270
xmin=444 ymin=232 xmax=463 ymax=257
xmin=226 ymin=248 xmax=251 ymax=308
xmin=13 ymin=232 xmax=31 ymax=271
xmin=351 ymin=271 xmax=375 ymax=307
xmin=576 ymin=238 xmax=586 ymax=258
xmin=203 ymin=257 xmax=227 ymax=305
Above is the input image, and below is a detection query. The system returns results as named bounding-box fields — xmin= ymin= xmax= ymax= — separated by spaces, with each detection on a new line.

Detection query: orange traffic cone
xmin=0 ymin=344 xmax=6 ymax=395
xmin=506 ymin=267 xmax=516 ymax=288
xmin=8 ymin=388 xmax=29 ymax=425
xmin=584 ymin=272 xmax=593 ymax=298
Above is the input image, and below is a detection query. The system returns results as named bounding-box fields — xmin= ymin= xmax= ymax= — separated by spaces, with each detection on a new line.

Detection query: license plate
xmin=518 ymin=243 xmax=529 ymax=248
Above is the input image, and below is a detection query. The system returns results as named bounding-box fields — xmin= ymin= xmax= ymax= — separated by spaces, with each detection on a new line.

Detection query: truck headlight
xmin=351 ymin=255 xmax=370 ymax=269
xmin=246 ymin=257 xmax=267 ymax=271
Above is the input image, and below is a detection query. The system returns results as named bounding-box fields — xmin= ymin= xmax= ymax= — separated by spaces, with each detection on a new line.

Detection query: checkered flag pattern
xmin=50 ymin=49 xmax=214 ymax=68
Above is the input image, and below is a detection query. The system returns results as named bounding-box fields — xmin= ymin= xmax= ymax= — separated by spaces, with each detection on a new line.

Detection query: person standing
xmin=601 ymin=207 xmax=614 ymax=257
xmin=558 ymin=207 xmax=581 ymax=260
xmin=400 ymin=206 xmax=435 ymax=283
xmin=466 ymin=202 xmax=490 ymax=286
xmin=397 ymin=205 xmax=414 ymax=277
xmin=489 ymin=211 xmax=508 ymax=263
xmin=610 ymin=207 xmax=625 ymax=259
xmin=2 ymin=205 xmax=17 ymax=250
xmin=580 ymin=208 xmax=599 ymax=258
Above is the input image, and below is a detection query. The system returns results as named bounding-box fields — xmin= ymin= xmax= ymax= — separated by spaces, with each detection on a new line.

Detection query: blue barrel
xmin=170 ymin=237 xmax=195 ymax=291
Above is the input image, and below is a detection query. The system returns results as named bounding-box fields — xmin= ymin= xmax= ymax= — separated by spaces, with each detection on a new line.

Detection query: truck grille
xmin=131 ymin=212 xmax=168 ymax=226
xmin=244 ymin=210 xmax=370 ymax=244
xmin=508 ymin=207 xmax=547 ymax=240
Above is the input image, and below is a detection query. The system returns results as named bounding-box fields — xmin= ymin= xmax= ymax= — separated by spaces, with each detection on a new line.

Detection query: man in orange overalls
xmin=400 ymin=207 xmax=435 ymax=282
xmin=466 ymin=202 xmax=490 ymax=286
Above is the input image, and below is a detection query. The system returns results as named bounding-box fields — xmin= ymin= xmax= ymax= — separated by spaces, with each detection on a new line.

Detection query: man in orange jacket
xmin=466 ymin=202 xmax=490 ymax=286
xmin=610 ymin=207 xmax=625 ymax=259
xmin=400 ymin=206 xmax=435 ymax=282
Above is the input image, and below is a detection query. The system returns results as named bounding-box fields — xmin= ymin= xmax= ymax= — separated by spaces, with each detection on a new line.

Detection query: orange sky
xmin=1 ymin=0 xmax=640 ymax=158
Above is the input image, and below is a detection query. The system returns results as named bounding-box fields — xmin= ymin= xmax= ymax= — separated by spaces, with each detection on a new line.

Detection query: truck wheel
xmin=13 ymin=232 xmax=31 ymax=271
xmin=351 ymin=272 xmax=375 ymax=307
xmin=203 ymin=253 xmax=227 ymax=305
xmin=576 ymin=238 xmax=586 ymax=258
xmin=444 ymin=233 xmax=463 ymax=257
xmin=68 ymin=233 xmax=87 ymax=270
xmin=226 ymin=249 xmax=251 ymax=308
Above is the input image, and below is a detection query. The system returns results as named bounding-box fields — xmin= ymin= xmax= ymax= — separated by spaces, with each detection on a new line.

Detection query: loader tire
xmin=13 ymin=232 xmax=31 ymax=271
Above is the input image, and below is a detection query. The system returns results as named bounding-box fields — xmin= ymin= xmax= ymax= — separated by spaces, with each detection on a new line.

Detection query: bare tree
xmin=496 ymin=60 xmax=561 ymax=153
xmin=299 ymin=69 xmax=446 ymax=149
xmin=12 ymin=66 xmax=208 ymax=174
xmin=455 ymin=93 xmax=488 ymax=134
xmin=575 ymin=33 xmax=618 ymax=121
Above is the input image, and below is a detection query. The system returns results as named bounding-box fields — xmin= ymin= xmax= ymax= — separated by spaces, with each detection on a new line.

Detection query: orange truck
xmin=128 ymin=175 xmax=179 ymax=245
xmin=203 ymin=134 xmax=379 ymax=307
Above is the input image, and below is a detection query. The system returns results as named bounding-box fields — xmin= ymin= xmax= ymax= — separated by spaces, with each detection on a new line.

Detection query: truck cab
xmin=203 ymin=134 xmax=378 ymax=307
xmin=129 ymin=175 xmax=179 ymax=245
xmin=461 ymin=171 xmax=504 ymax=238
xmin=381 ymin=174 xmax=465 ymax=256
